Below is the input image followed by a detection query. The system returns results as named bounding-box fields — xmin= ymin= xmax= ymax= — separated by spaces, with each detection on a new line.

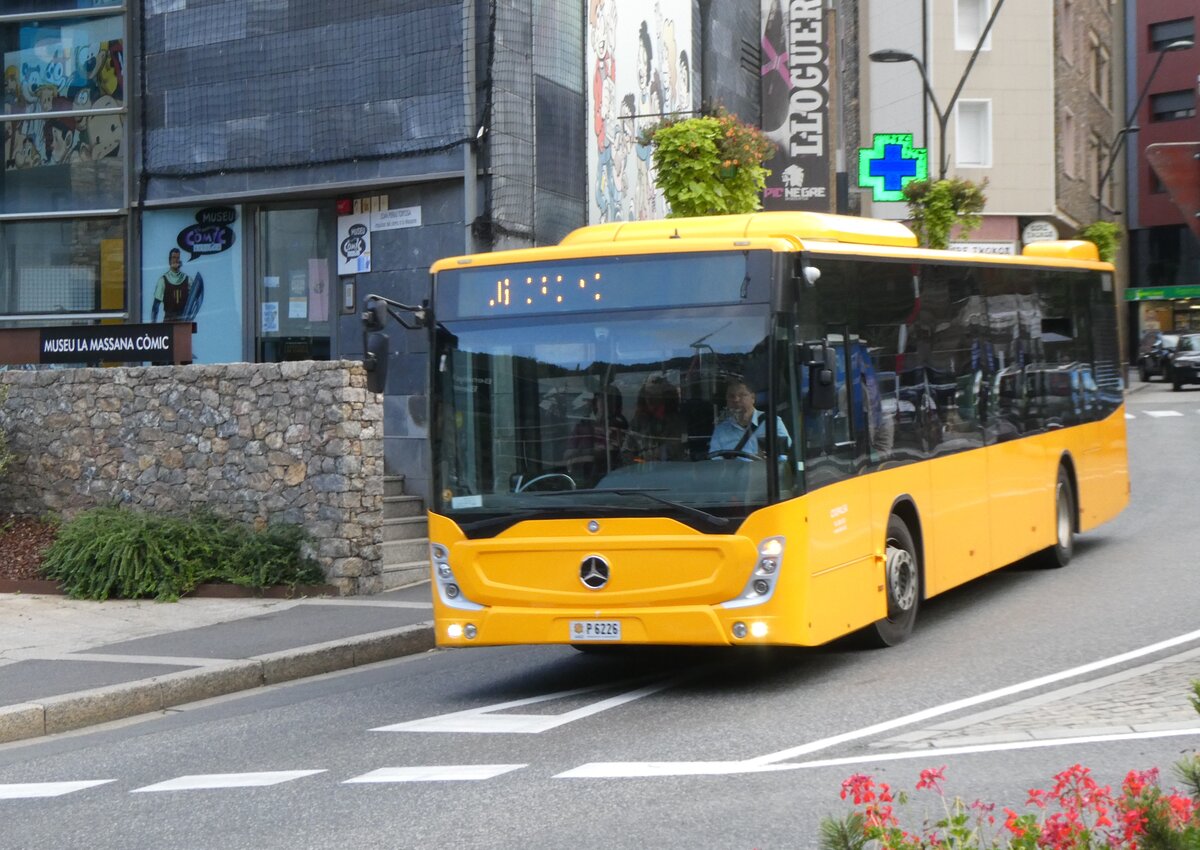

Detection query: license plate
xmin=569 ymin=620 xmax=622 ymax=641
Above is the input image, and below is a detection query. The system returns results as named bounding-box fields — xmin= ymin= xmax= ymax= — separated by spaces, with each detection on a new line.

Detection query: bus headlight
xmin=431 ymin=543 xmax=483 ymax=611
xmin=721 ymin=537 xmax=786 ymax=609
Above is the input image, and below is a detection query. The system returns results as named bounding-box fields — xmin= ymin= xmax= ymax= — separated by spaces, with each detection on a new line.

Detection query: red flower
xmin=915 ymin=765 xmax=946 ymax=794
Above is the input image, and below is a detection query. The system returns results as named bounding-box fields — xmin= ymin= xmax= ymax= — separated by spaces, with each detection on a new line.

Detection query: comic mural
xmin=3 ymin=16 xmax=124 ymax=171
xmin=586 ymin=0 xmax=693 ymax=224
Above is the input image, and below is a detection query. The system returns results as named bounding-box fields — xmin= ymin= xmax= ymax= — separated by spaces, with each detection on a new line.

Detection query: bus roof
xmin=430 ymin=212 xmax=1110 ymax=273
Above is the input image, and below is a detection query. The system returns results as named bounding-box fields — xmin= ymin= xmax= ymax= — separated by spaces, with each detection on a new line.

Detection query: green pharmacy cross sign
xmin=858 ymin=134 xmax=929 ymax=202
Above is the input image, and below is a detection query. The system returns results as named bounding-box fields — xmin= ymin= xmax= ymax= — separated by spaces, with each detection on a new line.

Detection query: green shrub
xmin=902 ymin=177 xmax=988 ymax=250
xmin=41 ymin=506 xmax=325 ymax=601
xmin=1077 ymin=220 xmax=1121 ymax=264
xmin=642 ymin=107 xmax=776 ymax=218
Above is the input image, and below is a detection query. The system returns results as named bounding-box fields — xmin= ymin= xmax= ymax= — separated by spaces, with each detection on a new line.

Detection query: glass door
xmin=255 ymin=206 xmax=334 ymax=362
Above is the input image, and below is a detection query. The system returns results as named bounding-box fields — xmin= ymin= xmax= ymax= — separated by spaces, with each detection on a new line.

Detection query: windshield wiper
xmin=524 ymin=487 xmax=731 ymax=528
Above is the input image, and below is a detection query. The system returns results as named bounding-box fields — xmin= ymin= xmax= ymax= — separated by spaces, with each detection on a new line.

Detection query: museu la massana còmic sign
xmin=39 ymin=323 xmax=187 ymax=365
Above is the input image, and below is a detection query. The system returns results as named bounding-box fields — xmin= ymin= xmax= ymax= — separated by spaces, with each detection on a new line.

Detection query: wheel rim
xmin=1055 ymin=482 xmax=1072 ymax=551
xmin=885 ymin=540 xmax=917 ymax=617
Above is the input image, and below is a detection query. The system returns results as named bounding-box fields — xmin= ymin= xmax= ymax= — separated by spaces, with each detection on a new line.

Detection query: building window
xmin=0 ymin=9 xmax=128 ymax=215
xmin=1088 ymin=34 xmax=1111 ymax=107
xmin=1086 ymin=134 xmax=1101 ymax=198
xmin=955 ymin=100 xmax=992 ymax=167
xmin=956 ymin=0 xmax=992 ymax=51
xmin=1061 ymin=0 xmax=1076 ymax=64
xmin=1151 ymin=90 xmax=1197 ymax=122
xmin=1062 ymin=110 xmax=1076 ymax=176
xmin=1149 ymin=18 xmax=1195 ymax=51
xmin=0 ymin=219 xmax=125 ymax=323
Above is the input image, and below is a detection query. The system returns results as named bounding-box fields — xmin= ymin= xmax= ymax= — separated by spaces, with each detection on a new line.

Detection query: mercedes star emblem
xmin=579 ymin=555 xmax=610 ymax=590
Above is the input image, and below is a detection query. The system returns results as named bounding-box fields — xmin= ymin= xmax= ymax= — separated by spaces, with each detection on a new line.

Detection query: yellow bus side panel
xmin=797 ymin=476 xmax=882 ymax=643
xmin=925 ymin=450 xmax=993 ymax=596
xmin=1072 ymin=407 xmax=1130 ymax=532
xmin=986 ymin=434 xmax=1051 ymax=569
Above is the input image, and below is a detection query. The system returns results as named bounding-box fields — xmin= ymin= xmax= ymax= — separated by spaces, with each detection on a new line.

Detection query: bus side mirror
xmin=364 ymin=331 xmax=390 ymax=394
xmin=362 ymin=299 xmax=389 ymax=332
xmin=805 ymin=344 xmax=837 ymax=410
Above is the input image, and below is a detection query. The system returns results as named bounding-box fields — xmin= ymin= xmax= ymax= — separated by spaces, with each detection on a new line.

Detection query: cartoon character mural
xmin=3 ymin=17 xmax=123 ymax=173
xmin=143 ymin=207 xmax=243 ymax=364
xmin=586 ymin=0 xmax=693 ymax=224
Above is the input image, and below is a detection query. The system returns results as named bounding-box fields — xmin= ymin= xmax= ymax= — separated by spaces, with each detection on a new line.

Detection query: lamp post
xmin=1096 ymin=38 xmax=1194 ymax=220
xmin=869 ymin=49 xmax=950 ymax=180
xmin=869 ymin=1 xmax=1006 ymax=182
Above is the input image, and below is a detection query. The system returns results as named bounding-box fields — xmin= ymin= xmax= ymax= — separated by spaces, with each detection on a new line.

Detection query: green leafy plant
xmin=41 ymin=506 xmax=325 ymax=601
xmin=1077 ymin=221 xmax=1121 ymax=264
xmin=902 ymin=178 xmax=989 ymax=250
xmin=641 ymin=106 xmax=777 ymax=218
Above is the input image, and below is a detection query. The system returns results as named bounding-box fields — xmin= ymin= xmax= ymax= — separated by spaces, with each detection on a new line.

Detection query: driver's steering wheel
xmin=514 ymin=472 xmax=578 ymax=492
xmin=706 ymin=450 xmax=764 ymax=462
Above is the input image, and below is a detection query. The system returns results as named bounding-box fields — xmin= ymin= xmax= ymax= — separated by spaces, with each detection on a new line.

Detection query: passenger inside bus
xmin=622 ymin=375 xmax=689 ymax=462
xmin=564 ymin=389 xmax=628 ymax=479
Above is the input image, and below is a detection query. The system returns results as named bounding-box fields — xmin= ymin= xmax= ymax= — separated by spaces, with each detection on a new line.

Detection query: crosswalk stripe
xmin=1144 ymin=410 xmax=1184 ymax=418
xmin=0 ymin=780 xmax=114 ymax=799
xmin=131 ymin=770 xmax=325 ymax=792
xmin=344 ymin=765 xmax=526 ymax=783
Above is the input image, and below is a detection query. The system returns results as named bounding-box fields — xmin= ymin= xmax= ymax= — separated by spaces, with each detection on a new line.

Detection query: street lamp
xmin=1096 ymin=38 xmax=1194 ymax=219
xmin=870 ymin=0 xmax=1007 ymax=182
xmin=869 ymin=49 xmax=950 ymax=180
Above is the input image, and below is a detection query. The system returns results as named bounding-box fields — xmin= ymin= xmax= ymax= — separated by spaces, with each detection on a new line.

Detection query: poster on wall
xmin=586 ymin=0 xmax=693 ymax=224
xmin=142 ymin=206 xmax=244 ymax=364
xmin=3 ymin=15 xmax=124 ymax=171
xmin=760 ymin=0 xmax=833 ymax=211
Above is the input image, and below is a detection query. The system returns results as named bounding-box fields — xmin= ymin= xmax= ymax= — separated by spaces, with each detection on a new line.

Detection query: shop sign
xmin=948 ymin=241 xmax=1017 ymax=255
xmin=1125 ymin=285 xmax=1200 ymax=301
xmin=337 ymin=214 xmax=371 ymax=275
xmin=40 ymin=323 xmax=181 ymax=365
xmin=1021 ymin=220 xmax=1058 ymax=243
xmin=371 ymin=206 xmax=421 ymax=231
xmin=858 ymin=134 xmax=928 ymax=203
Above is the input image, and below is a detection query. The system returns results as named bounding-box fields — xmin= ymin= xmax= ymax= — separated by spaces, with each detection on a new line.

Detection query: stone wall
xmin=0 ymin=361 xmax=383 ymax=595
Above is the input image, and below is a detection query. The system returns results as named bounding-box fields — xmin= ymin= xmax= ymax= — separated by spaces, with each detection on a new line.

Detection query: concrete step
xmin=382 ymin=515 xmax=428 ymax=542
xmin=383 ymin=494 xmax=425 ymax=520
xmin=383 ymin=475 xmax=407 ymax=498
xmin=381 ymin=560 xmax=431 ymax=591
xmin=382 ymin=537 xmax=429 ymax=565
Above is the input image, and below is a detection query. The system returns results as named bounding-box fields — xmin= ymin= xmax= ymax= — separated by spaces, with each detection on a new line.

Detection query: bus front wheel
xmin=864 ymin=515 xmax=920 ymax=647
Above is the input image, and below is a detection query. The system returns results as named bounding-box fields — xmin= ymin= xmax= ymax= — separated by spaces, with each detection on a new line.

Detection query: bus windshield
xmin=431 ymin=256 xmax=789 ymax=534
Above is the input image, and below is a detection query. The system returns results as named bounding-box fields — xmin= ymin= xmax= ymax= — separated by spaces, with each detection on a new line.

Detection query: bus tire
xmin=864 ymin=515 xmax=920 ymax=647
xmin=1039 ymin=465 xmax=1075 ymax=568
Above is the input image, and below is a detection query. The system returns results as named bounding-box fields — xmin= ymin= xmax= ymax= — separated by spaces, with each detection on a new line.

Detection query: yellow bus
xmin=413 ymin=212 xmax=1128 ymax=649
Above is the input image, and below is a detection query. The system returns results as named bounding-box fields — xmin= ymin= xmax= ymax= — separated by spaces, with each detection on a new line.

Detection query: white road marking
xmin=784 ymin=726 xmax=1200 ymax=772
xmin=558 ymin=627 xmax=1200 ymax=777
xmin=1125 ymin=414 xmax=1135 ymax=419
xmin=372 ymin=676 xmax=678 ymax=734
xmin=0 ymin=780 xmax=114 ymax=799
xmin=344 ymin=765 xmax=526 ymax=783
xmin=131 ymin=770 xmax=325 ymax=792
xmin=557 ymin=761 xmax=797 ymax=778
xmin=1144 ymin=410 xmax=1183 ymax=418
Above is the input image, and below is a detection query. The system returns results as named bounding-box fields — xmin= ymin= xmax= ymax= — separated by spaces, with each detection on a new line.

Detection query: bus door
xmin=798 ymin=331 xmax=880 ymax=641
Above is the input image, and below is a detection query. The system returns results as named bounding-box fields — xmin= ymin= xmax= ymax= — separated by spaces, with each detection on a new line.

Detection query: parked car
xmin=1138 ymin=331 xmax=1179 ymax=382
xmin=1168 ymin=333 xmax=1200 ymax=391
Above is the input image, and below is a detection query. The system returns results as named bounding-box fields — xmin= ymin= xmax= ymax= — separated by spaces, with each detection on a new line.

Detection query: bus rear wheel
xmin=1039 ymin=466 xmax=1075 ymax=568
xmin=863 ymin=515 xmax=920 ymax=647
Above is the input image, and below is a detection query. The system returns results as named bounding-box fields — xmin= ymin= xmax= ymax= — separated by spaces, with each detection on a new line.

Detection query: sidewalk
xmin=0 ymin=582 xmax=435 ymax=745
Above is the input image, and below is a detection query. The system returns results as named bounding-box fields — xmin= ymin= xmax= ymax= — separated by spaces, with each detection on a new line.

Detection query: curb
xmin=0 ymin=622 xmax=435 ymax=746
